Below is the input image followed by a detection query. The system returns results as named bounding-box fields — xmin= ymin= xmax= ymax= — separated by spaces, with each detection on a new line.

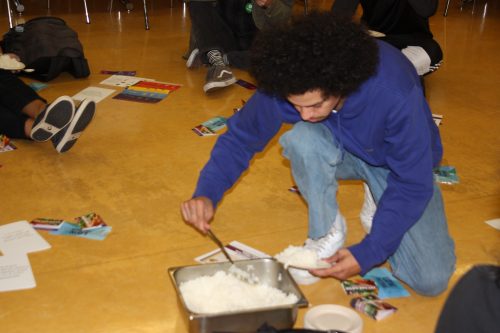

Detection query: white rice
xmin=275 ymin=245 xmax=321 ymax=268
xmin=179 ymin=270 xmax=298 ymax=314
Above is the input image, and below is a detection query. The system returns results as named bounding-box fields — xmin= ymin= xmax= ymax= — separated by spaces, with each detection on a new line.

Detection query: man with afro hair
xmin=181 ymin=12 xmax=455 ymax=296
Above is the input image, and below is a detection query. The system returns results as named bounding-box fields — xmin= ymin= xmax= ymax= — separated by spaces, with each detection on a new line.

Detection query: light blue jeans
xmin=279 ymin=122 xmax=456 ymax=296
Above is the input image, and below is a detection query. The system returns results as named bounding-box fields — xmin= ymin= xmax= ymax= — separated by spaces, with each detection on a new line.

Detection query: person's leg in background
xmin=221 ymin=0 xmax=257 ymax=70
xmin=0 ymin=106 xmax=30 ymax=139
xmin=0 ymin=70 xmax=95 ymax=153
xmin=0 ymin=69 xmax=46 ymax=139
xmin=187 ymin=0 xmax=241 ymax=92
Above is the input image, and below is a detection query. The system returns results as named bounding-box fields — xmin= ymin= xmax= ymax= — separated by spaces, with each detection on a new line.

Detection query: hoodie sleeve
xmin=193 ymin=92 xmax=286 ymax=206
xmin=349 ymin=86 xmax=437 ymax=274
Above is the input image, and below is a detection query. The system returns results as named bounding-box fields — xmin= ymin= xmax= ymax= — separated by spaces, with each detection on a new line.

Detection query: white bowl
xmin=304 ymin=304 xmax=363 ymax=333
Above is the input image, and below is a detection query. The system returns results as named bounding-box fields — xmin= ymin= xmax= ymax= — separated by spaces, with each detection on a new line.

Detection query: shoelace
xmin=207 ymin=49 xmax=225 ymax=66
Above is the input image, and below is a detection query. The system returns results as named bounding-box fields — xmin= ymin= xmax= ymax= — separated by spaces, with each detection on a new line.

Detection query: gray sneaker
xmin=186 ymin=48 xmax=202 ymax=69
xmin=203 ymin=65 xmax=237 ymax=93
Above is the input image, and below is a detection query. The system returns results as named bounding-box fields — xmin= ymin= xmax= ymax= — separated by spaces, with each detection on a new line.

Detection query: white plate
xmin=304 ymin=304 xmax=363 ymax=333
xmin=0 ymin=54 xmax=25 ymax=70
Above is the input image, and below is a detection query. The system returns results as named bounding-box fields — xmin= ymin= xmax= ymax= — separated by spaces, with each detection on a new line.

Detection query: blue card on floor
xmin=363 ymin=267 xmax=410 ymax=299
xmin=50 ymin=222 xmax=112 ymax=241
xmin=433 ymin=166 xmax=459 ymax=184
xmin=28 ymin=82 xmax=48 ymax=92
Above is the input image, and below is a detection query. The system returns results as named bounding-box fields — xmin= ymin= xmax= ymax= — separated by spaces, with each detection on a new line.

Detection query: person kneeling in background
xmin=185 ymin=0 xmax=292 ymax=93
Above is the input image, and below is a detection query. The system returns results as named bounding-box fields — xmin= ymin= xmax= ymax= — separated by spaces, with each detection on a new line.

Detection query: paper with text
xmin=72 ymin=86 xmax=116 ymax=103
xmin=0 ymin=221 xmax=51 ymax=255
xmin=0 ymin=253 xmax=36 ymax=292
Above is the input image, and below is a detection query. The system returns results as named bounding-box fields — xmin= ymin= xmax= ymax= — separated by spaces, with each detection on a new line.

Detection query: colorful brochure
xmin=0 ymin=134 xmax=17 ymax=153
xmin=30 ymin=218 xmax=66 ymax=230
xmin=50 ymin=222 xmax=112 ymax=241
xmin=192 ymin=116 xmax=227 ymax=136
xmin=363 ymin=267 xmax=410 ymax=299
xmin=113 ymin=80 xmax=181 ymax=103
xmin=433 ymin=166 xmax=459 ymax=184
xmin=341 ymin=278 xmax=378 ymax=296
xmin=351 ymin=295 xmax=397 ymax=320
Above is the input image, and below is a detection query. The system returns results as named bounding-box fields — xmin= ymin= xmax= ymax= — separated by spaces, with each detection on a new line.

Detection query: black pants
xmin=381 ymin=34 xmax=443 ymax=67
xmin=189 ymin=0 xmax=257 ymax=69
xmin=0 ymin=70 xmax=42 ymax=139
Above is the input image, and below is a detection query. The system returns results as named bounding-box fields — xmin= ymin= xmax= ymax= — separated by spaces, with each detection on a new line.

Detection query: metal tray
xmin=169 ymin=258 xmax=308 ymax=333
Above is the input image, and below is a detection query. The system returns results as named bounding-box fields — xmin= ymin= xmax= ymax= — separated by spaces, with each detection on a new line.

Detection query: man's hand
xmin=180 ymin=196 xmax=214 ymax=233
xmin=255 ymin=0 xmax=273 ymax=8
xmin=310 ymin=248 xmax=362 ymax=280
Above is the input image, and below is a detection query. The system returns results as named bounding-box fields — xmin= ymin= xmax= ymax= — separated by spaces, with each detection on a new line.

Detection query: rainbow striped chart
xmin=113 ymin=80 xmax=181 ymax=103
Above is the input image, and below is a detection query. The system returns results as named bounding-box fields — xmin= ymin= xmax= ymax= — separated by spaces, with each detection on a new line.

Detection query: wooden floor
xmin=0 ymin=1 xmax=498 ymax=332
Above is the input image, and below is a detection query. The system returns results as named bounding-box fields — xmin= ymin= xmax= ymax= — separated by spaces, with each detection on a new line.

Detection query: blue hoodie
xmin=193 ymin=41 xmax=442 ymax=274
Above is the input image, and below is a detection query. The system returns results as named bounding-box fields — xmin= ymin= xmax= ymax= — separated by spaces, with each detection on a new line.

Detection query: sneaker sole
xmin=51 ymin=99 xmax=95 ymax=153
xmin=203 ymin=76 xmax=237 ymax=93
xmin=30 ymin=96 xmax=75 ymax=142
xmin=186 ymin=48 xmax=201 ymax=69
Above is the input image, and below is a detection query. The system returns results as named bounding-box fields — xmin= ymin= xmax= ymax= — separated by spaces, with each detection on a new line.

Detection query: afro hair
xmin=250 ymin=11 xmax=379 ymax=99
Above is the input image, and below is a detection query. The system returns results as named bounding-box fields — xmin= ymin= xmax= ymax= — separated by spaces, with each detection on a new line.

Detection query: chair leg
xmin=83 ymin=0 xmax=90 ymax=24
xmin=47 ymin=0 xmax=50 ymax=9
xmin=444 ymin=0 xmax=451 ymax=16
xmin=142 ymin=0 xmax=150 ymax=30
xmin=6 ymin=0 xmax=14 ymax=28
xmin=304 ymin=0 xmax=308 ymax=15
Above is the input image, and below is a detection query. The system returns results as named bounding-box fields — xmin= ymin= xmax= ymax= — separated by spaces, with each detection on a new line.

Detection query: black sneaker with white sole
xmin=30 ymin=96 xmax=75 ymax=142
xmin=51 ymin=99 xmax=96 ymax=153
xmin=203 ymin=65 xmax=237 ymax=93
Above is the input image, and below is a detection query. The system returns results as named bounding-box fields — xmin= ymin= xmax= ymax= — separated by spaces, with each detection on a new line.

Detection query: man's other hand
xmin=310 ymin=248 xmax=362 ymax=280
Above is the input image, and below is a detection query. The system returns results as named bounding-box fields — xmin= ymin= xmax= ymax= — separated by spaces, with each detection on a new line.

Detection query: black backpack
xmin=1 ymin=16 xmax=90 ymax=81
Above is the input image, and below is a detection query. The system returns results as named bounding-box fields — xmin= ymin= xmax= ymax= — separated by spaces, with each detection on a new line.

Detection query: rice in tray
xmin=179 ymin=270 xmax=299 ymax=314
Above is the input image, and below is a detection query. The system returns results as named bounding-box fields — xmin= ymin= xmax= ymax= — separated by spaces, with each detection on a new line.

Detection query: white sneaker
xmin=186 ymin=48 xmax=202 ymax=69
xmin=360 ymin=183 xmax=376 ymax=233
xmin=289 ymin=212 xmax=346 ymax=285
